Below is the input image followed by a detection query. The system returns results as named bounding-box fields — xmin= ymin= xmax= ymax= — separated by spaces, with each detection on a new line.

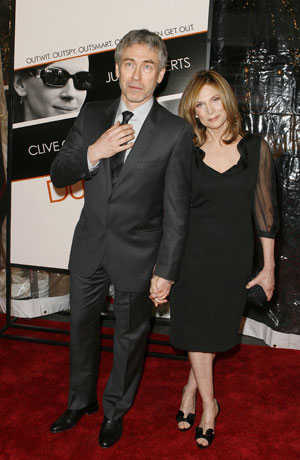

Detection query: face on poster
xmin=11 ymin=0 xmax=211 ymax=269
xmin=13 ymin=56 xmax=91 ymax=123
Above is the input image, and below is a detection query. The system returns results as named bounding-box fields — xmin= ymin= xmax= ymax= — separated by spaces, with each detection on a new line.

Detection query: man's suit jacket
xmin=50 ymin=98 xmax=193 ymax=292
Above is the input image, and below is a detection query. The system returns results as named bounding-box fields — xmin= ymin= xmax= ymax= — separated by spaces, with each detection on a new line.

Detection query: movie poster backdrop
xmin=10 ymin=0 xmax=211 ymax=269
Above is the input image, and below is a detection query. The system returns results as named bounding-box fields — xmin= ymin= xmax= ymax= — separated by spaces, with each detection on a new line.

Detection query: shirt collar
xmin=116 ymin=97 xmax=154 ymax=121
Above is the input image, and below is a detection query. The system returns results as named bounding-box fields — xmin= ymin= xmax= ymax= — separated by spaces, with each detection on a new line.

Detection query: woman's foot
xmin=195 ymin=399 xmax=219 ymax=448
xmin=176 ymin=385 xmax=197 ymax=431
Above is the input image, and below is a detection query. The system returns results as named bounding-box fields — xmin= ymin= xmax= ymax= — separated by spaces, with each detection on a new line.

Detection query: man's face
xmin=115 ymin=44 xmax=166 ymax=110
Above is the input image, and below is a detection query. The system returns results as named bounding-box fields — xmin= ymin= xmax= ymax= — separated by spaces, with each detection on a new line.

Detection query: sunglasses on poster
xmin=29 ymin=67 xmax=93 ymax=90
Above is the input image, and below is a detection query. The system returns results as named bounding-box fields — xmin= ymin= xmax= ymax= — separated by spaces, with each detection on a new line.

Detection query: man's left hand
xmin=149 ymin=275 xmax=174 ymax=307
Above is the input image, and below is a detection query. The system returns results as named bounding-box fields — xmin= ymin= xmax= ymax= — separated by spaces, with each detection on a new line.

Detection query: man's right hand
xmin=87 ymin=122 xmax=135 ymax=166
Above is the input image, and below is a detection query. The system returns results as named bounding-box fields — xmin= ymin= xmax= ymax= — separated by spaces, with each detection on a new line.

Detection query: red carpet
xmin=1 ymin=314 xmax=300 ymax=460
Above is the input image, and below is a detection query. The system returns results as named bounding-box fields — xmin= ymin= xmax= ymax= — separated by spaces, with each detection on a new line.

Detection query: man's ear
xmin=14 ymin=73 xmax=27 ymax=97
xmin=115 ymin=63 xmax=120 ymax=79
xmin=157 ymin=67 xmax=166 ymax=85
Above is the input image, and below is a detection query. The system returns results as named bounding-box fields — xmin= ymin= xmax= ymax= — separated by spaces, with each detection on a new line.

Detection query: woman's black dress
xmin=170 ymin=134 xmax=278 ymax=352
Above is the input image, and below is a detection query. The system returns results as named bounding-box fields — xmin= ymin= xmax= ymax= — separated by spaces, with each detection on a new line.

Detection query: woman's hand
xmin=149 ymin=275 xmax=173 ymax=307
xmin=246 ymin=267 xmax=275 ymax=301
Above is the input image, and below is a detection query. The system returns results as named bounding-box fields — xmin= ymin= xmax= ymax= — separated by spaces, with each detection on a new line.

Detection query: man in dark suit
xmin=50 ymin=29 xmax=193 ymax=448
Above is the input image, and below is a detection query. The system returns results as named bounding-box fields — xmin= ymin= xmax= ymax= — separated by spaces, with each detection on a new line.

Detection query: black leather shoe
xmin=50 ymin=403 xmax=98 ymax=433
xmin=99 ymin=417 xmax=123 ymax=448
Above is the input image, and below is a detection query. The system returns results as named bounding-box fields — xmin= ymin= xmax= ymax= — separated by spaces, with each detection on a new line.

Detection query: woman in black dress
xmin=169 ymin=71 xmax=278 ymax=448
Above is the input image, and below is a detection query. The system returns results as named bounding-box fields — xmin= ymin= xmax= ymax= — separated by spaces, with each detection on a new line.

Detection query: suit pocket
xmin=135 ymin=228 xmax=162 ymax=234
xmin=136 ymin=160 xmax=160 ymax=169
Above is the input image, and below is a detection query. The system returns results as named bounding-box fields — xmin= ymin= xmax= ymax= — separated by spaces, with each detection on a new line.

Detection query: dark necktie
xmin=111 ymin=110 xmax=134 ymax=186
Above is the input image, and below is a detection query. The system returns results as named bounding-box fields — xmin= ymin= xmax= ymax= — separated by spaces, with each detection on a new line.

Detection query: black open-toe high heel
xmin=176 ymin=410 xmax=196 ymax=432
xmin=195 ymin=401 xmax=220 ymax=448
xmin=176 ymin=385 xmax=196 ymax=432
xmin=195 ymin=426 xmax=215 ymax=449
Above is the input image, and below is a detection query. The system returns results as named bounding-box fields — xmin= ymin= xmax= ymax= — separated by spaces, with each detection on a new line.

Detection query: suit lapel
xmin=100 ymin=99 xmax=119 ymax=194
xmin=111 ymin=101 xmax=160 ymax=194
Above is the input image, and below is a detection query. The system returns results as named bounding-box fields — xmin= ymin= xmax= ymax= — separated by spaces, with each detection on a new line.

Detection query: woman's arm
xmin=246 ymin=236 xmax=275 ymax=300
xmin=248 ymin=137 xmax=279 ymax=301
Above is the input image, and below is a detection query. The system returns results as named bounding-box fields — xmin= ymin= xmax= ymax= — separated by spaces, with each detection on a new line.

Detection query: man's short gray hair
xmin=115 ymin=29 xmax=168 ymax=69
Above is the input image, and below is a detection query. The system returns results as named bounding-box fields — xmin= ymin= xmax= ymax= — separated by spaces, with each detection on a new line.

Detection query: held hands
xmin=87 ymin=122 xmax=135 ymax=166
xmin=149 ymin=275 xmax=174 ymax=307
xmin=246 ymin=267 xmax=275 ymax=301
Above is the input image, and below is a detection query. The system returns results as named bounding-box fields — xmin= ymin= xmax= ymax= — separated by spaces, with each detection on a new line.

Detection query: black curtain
xmin=210 ymin=0 xmax=300 ymax=334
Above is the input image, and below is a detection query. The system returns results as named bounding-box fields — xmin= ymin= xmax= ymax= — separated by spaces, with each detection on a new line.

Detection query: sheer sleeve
xmin=253 ymin=138 xmax=279 ymax=238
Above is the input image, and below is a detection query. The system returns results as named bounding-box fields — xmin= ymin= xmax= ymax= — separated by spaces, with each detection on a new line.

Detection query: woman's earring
xmin=195 ymin=116 xmax=202 ymax=127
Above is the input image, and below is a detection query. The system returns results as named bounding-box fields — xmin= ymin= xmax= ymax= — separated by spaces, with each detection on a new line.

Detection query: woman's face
xmin=195 ymin=84 xmax=228 ymax=131
xmin=18 ymin=56 xmax=89 ymax=121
